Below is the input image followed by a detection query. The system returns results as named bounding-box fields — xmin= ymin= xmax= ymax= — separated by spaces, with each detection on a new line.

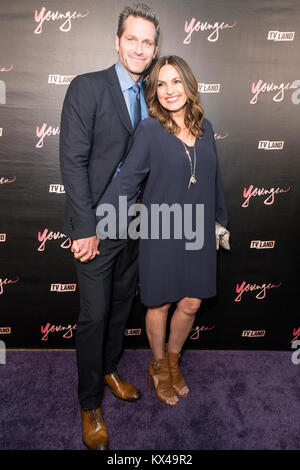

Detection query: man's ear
xmin=115 ymin=34 xmax=120 ymax=53
xmin=153 ymin=45 xmax=158 ymax=59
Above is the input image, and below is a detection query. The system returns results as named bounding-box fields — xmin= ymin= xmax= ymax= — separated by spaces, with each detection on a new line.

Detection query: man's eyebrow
xmin=125 ymin=33 xmax=154 ymax=42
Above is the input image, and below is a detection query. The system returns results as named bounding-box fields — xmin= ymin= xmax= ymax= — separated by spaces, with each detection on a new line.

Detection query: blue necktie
xmin=131 ymin=84 xmax=141 ymax=131
xmin=111 ymin=84 xmax=141 ymax=180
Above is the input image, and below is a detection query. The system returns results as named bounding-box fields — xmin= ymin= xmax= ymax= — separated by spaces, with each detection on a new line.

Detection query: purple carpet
xmin=0 ymin=350 xmax=299 ymax=450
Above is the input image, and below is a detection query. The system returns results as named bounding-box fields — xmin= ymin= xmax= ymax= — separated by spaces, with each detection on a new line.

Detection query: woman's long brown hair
xmin=146 ymin=55 xmax=205 ymax=138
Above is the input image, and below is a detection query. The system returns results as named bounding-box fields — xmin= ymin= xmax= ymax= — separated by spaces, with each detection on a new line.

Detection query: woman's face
xmin=156 ymin=64 xmax=188 ymax=113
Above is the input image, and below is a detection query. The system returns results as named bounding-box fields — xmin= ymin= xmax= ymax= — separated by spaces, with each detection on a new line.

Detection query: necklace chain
xmin=181 ymin=141 xmax=197 ymax=188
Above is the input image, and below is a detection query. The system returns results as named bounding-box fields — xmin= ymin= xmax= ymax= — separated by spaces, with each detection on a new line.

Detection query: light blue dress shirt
xmin=112 ymin=62 xmax=148 ymax=180
xmin=115 ymin=61 xmax=148 ymax=124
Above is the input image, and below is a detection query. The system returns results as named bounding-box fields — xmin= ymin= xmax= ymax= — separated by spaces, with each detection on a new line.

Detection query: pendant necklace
xmin=181 ymin=141 xmax=197 ymax=189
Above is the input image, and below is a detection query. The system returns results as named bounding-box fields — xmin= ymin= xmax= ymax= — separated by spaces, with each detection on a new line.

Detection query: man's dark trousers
xmin=59 ymin=66 xmax=142 ymax=411
xmin=74 ymin=236 xmax=138 ymax=410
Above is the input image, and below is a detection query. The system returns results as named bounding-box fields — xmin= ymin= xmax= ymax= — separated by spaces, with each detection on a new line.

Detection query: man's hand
xmin=71 ymin=235 xmax=100 ymax=263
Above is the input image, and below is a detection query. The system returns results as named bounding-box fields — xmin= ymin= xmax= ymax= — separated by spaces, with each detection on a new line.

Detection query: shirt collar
xmin=115 ymin=61 xmax=143 ymax=92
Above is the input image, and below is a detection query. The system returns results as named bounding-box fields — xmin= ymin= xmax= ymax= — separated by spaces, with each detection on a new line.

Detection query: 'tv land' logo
xmin=0 ymin=66 xmax=12 ymax=105
xmin=0 ymin=81 xmax=6 ymax=104
xmin=50 ymin=283 xmax=76 ymax=292
xmin=49 ymin=184 xmax=65 ymax=194
xmin=258 ymin=140 xmax=284 ymax=150
xmin=198 ymin=83 xmax=221 ymax=93
xmin=48 ymin=75 xmax=75 ymax=85
xmin=250 ymin=240 xmax=275 ymax=249
xmin=267 ymin=31 xmax=295 ymax=41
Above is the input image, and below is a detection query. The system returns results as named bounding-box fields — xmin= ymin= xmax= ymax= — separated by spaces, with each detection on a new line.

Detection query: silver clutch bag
xmin=215 ymin=221 xmax=230 ymax=250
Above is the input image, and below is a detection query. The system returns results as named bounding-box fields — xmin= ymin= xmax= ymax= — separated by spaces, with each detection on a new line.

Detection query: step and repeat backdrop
xmin=0 ymin=0 xmax=298 ymax=349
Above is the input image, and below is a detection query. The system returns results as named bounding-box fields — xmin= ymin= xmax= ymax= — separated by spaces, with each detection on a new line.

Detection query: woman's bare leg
xmin=146 ymin=303 xmax=178 ymax=405
xmin=167 ymin=297 xmax=202 ymax=395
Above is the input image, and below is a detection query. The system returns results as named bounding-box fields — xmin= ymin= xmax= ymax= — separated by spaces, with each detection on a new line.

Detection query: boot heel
xmin=148 ymin=372 xmax=154 ymax=388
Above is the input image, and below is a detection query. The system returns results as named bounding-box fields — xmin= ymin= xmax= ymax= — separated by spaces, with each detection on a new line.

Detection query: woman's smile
xmin=165 ymin=95 xmax=180 ymax=103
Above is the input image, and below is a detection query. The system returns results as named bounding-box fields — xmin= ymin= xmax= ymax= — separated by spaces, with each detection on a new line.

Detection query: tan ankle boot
xmin=167 ymin=351 xmax=189 ymax=397
xmin=148 ymin=357 xmax=178 ymax=406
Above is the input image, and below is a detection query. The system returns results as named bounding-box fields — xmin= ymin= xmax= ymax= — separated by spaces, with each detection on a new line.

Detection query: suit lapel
xmin=107 ymin=65 xmax=133 ymax=135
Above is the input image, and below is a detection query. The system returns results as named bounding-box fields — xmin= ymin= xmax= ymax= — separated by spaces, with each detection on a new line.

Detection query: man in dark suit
xmin=59 ymin=4 xmax=159 ymax=450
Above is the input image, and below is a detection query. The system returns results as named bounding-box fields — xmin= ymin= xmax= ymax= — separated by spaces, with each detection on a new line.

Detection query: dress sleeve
xmin=210 ymin=123 xmax=229 ymax=228
xmin=95 ymin=120 xmax=150 ymax=238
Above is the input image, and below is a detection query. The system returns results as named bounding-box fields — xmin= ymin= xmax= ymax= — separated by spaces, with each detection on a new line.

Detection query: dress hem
xmin=140 ymin=291 xmax=217 ymax=308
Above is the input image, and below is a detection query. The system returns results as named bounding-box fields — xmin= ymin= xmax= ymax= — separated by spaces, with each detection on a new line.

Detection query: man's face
xmin=116 ymin=15 xmax=158 ymax=80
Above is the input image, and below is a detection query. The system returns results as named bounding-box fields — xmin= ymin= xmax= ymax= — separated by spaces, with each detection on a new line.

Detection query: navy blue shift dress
xmin=97 ymin=117 xmax=228 ymax=307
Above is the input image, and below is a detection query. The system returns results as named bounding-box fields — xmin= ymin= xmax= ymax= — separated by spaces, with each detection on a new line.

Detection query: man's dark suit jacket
xmin=59 ymin=65 xmax=135 ymax=240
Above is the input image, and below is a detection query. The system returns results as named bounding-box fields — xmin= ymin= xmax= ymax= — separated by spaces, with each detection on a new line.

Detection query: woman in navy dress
xmin=96 ymin=56 xmax=228 ymax=406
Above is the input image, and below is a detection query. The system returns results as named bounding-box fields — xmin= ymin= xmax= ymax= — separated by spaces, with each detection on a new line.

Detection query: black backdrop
xmin=0 ymin=0 xmax=298 ymax=349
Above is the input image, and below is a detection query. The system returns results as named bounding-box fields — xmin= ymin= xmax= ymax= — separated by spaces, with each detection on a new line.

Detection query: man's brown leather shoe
xmin=104 ymin=371 xmax=141 ymax=401
xmin=80 ymin=407 xmax=108 ymax=450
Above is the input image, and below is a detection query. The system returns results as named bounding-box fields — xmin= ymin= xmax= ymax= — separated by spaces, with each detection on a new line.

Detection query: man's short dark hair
xmin=117 ymin=3 xmax=160 ymax=46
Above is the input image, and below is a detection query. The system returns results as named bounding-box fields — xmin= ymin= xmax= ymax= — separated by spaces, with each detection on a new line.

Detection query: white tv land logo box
xmin=125 ymin=329 xmax=142 ymax=336
xmin=258 ymin=140 xmax=284 ymax=150
xmin=0 ymin=327 xmax=11 ymax=334
xmin=49 ymin=184 xmax=65 ymax=193
xmin=50 ymin=283 xmax=76 ymax=292
xmin=268 ymin=31 xmax=295 ymax=41
xmin=242 ymin=330 xmax=266 ymax=337
xmin=198 ymin=83 xmax=221 ymax=93
xmin=48 ymin=75 xmax=75 ymax=85
xmin=0 ymin=80 xmax=6 ymax=104
xmin=250 ymin=240 xmax=275 ymax=249
xmin=0 ymin=234 xmax=6 ymax=242
xmin=0 ymin=340 xmax=5 ymax=364
xmin=0 ymin=128 xmax=2 ymax=136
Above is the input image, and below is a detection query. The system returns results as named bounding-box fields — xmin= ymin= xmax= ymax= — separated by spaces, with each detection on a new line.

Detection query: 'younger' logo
xmin=250 ymin=79 xmax=299 ymax=104
xmin=41 ymin=323 xmax=76 ymax=341
xmin=242 ymin=185 xmax=291 ymax=207
xmin=183 ymin=17 xmax=236 ymax=44
xmin=36 ymin=123 xmax=60 ymax=148
xmin=34 ymin=7 xmax=90 ymax=34
xmin=37 ymin=229 xmax=71 ymax=251
xmin=234 ymin=281 xmax=282 ymax=302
